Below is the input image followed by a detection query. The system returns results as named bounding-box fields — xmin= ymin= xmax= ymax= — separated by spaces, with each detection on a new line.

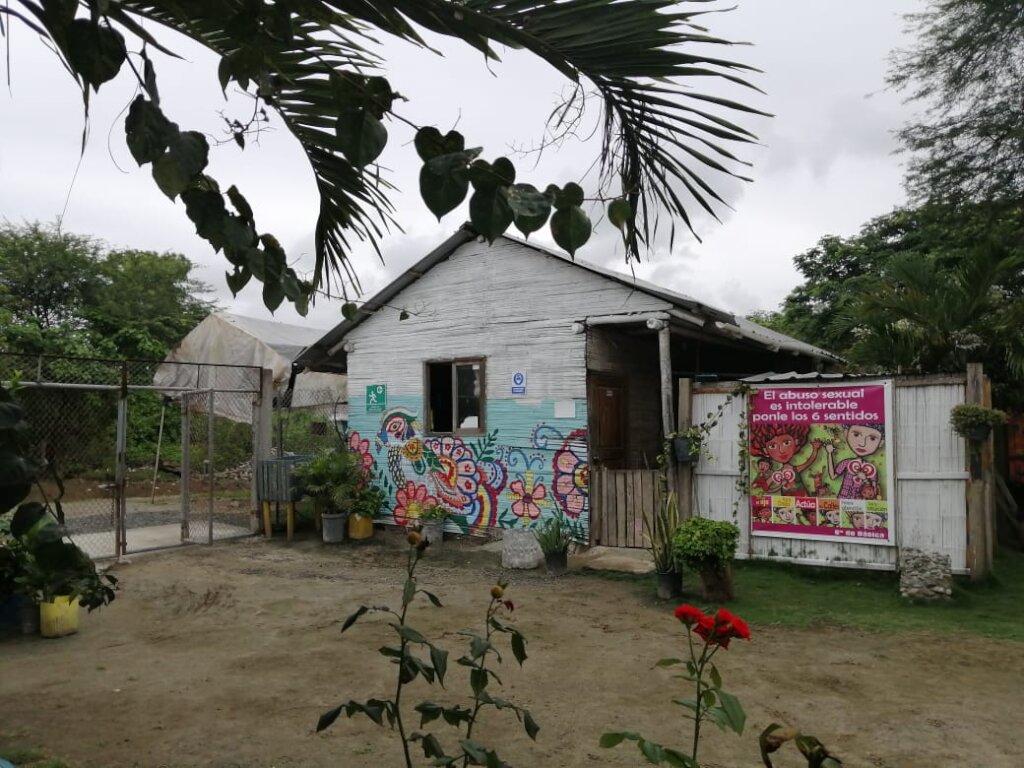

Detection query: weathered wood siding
xmin=345 ymin=238 xmax=673 ymax=537
xmin=693 ymin=380 xmax=970 ymax=572
xmin=590 ymin=467 xmax=660 ymax=547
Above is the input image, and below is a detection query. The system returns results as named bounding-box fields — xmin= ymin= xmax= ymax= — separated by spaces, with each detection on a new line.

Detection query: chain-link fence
xmin=1 ymin=352 xmax=262 ymax=559
xmin=274 ymin=387 xmax=348 ymax=457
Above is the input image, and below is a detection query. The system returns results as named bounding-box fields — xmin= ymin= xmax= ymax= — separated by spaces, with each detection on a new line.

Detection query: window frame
xmin=423 ymin=357 xmax=487 ymax=436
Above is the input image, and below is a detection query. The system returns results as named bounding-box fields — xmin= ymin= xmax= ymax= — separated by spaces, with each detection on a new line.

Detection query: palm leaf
xmin=21 ymin=0 xmax=763 ymax=299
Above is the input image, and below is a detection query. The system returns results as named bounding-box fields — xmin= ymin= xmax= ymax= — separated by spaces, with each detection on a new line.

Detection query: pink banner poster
xmin=747 ymin=384 xmax=892 ymax=545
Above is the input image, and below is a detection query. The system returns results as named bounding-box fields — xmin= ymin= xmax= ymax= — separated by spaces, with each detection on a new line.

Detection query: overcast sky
xmin=0 ymin=1 xmax=921 ymax=332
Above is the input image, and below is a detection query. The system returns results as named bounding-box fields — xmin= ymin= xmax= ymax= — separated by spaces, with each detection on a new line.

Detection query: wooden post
xmin=677 ymin=378 xmax=693 ymax=521
xmin=965 ymin=363 xmax=992 ymax=580
xmin=983 ymin=375 xmax=996 ymax=571
xmin=253 ymin=368 xmax=274 ymax=533
xmin=654 ymin=322 xmax=676 ymax=499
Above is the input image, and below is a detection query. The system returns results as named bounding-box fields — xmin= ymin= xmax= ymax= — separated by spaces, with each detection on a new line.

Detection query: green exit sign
xmin=366 ymin=384 xmax=387 ymax=413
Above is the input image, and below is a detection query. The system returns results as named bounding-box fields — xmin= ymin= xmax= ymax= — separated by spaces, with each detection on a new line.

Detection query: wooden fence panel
xmin=590 ymin=467 xmax=659 ymax=548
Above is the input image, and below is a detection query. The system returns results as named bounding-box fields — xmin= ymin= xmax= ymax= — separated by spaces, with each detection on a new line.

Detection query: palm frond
xmin=104 ymin=1 xmax=763 ymax=295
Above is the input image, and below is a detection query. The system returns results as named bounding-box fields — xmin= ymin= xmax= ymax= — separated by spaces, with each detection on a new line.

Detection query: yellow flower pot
xmin=40 ymin=596 xmax=80 ymax=638
xmin=347 ymin=514 xmax=374 ymax=540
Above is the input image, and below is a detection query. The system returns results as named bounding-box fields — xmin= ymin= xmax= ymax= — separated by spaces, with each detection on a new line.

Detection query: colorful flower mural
xmin=507 ymin=475 xmax=549 ymax=522
xmin=393 ymin=481 xmax=440 ymax=527
xmin=357 ymin=402 xmax=589 ymax=536
xmin=551 ymin=428 xmax=588 ymax=520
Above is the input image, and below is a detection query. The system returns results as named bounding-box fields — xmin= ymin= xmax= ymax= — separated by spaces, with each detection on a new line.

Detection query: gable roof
xmin=294 ymin=225 xmax=840 ymax=372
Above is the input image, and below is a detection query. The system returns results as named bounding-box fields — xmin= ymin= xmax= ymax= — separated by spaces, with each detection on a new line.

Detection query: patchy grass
xmin=727 ymin=549 xmax=1024 ymax=641
xmin=0 ymin=742 xmax=73 ymax=768
xmin=577 ymin=548 xmax=1024 ymax=642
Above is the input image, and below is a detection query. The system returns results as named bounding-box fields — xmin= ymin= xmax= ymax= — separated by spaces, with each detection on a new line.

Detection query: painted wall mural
xmin=347 ymin=400 xmax=590 ymax=538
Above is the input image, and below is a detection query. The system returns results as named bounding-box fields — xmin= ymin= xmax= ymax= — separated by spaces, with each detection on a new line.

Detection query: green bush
xmin=672 ymin=517 xmax=740 ymax=571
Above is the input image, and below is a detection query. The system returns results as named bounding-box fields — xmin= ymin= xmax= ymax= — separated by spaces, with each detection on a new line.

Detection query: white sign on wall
xmin=511 ymin=371 xmax=527 ymax=395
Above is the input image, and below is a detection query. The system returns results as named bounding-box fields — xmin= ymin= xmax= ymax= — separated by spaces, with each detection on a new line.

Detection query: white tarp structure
xmin=153 ymin=311 xmax=347 ymax=422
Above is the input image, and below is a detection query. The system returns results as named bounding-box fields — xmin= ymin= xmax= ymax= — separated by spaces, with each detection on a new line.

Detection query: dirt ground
xmin=2 ymin=533 xmax=1023 ymax=768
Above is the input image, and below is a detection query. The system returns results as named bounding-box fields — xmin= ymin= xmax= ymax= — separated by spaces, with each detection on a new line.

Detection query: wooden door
xmin=588 ymin=374 xmax=627 ymax=468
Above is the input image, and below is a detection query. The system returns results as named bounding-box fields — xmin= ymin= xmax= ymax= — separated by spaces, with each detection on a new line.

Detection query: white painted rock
xmin=501 ymin=527 xmax=543 ymax=569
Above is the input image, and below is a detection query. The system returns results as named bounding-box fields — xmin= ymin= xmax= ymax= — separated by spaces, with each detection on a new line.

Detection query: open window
xmin=425 ymin=359 xmax=485 ymax=435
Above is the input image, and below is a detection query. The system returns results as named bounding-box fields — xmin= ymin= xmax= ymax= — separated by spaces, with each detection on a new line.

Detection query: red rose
xmin=693 ymin=614 xmax=717 ymax=644
xmin=713 ymin=608 xmax=751 ymax=642
xmin=674 ymin=604 xmax=706 ymax=626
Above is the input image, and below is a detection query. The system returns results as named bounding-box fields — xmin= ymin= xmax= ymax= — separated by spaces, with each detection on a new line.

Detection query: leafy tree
xmin=765 ymin=204 xmax=1024 ymax=405
xmin=838 ymin=241 xmax=1024 ymax=383
xmin=0 ymin=222 xmax=101 ymax=330
xmin=888 ymin=0 xmax=1024 ymax=206
xmin=0 ymin=222 xmax=213 ymax=360
xmin=1 ymin=1 xmax=763 ymax=314
xmin=86 ymin=249 xmax=214 ymax=359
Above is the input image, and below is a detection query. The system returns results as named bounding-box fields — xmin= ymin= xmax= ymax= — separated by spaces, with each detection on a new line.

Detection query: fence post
xmin=114 ymin=361 xmax=129 ymax=558
xmin=651 ymin=320 xmax=676 ymax=501
xmin=207 ymin=388 xmax=215 ymax=545
xmin=252 ymin=368 xmax=274 ymax=533
xmin=181 ymin=396 xmax=191 ymax=542
xmin=965 ymin=363 xmax=993 ymax=579
xmin=676 ymin=378 xmax=693 ymax=521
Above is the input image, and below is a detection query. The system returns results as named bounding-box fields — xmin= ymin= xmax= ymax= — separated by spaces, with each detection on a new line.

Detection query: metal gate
xmin=1 ymin=353 xmax=263 ymax=559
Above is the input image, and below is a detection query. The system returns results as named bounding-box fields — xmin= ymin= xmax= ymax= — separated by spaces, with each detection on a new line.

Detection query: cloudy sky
xmin=0 ymin=1 xmax=921 ymax=332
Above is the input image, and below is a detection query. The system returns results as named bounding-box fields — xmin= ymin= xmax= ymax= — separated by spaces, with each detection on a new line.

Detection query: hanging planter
xmin=672 ymin=436 xmax=700 ymax=464
xmin=949 ymin=404 xmax=1006 ymax=442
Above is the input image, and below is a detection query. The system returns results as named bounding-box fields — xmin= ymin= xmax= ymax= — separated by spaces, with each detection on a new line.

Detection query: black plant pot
xmin=672 ymin=437 xmax=699 ymax=464
xmin=544 ymin=550 xmax=568 ymax=576
xmin=656 ymin=570 xmax=682 ymax=600
xmin=966 ymin=424 xmax=992 ymax=442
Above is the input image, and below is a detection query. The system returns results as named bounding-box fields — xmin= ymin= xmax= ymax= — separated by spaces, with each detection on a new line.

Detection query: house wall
xmin=344 ymin=237 xmax=673 ymax=537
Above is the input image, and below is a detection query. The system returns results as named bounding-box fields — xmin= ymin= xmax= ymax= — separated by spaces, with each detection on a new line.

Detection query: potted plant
xmin=643 ymin=492 xmax=682 ymax=598
xmin=349 ymin=485 xmax=385 ymax=541
xmin=671 ymin=426 xmax=705 ymax=464
xmin=532 ymin=514 xmax=572 ymax=576
xmin=670 ymin=400 xmax=732 ymax=465
xmin=1 ymin=387 xmax=116 ymax=637
xmin=950 ymin=404 xmax=1007 ymax=442
xmin=6 ymin=504 xmax=117 ymax=637
xmin=294 ymin=449 xmax=363 ymax=543
xmin=672 ymin=517 xmax=740 ymax=602
xmin=417 ymin=504 xmax=449 ymax=546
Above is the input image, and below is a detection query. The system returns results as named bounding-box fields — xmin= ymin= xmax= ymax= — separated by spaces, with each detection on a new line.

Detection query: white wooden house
xmin=294 ymin=225 xmax=838 ymax=541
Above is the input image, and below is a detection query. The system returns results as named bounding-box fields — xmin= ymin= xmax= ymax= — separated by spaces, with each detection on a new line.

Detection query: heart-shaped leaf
xmin=550 ymin=206 xmax=592 ymax=256
xmin=336 ymin=108 xmax=387 ymax=168
xmin=67 ymin=20 xmax=127 ymax=91
xmin=469 ymin=187 xmax=513 ymax=242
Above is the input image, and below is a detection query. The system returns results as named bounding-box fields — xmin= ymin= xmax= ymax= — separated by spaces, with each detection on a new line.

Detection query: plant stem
xmin=690 ymin=637 xmax=712 ymax=765
xmin=392 ymin=547 xmax=419 ymax=768
xmin=463 ymin=598 xmax=498 ymax=763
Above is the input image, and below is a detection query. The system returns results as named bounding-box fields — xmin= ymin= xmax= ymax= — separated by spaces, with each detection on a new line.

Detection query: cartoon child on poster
xmin=749 ymin=423 xmax=822 ymax=496
xmin=824 ymin=423 xmax=885 ymax=500
xmin=850 ymin=508 xmax=887 ymax=531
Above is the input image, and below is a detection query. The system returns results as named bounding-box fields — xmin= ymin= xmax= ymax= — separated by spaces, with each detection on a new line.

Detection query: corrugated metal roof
xmin=294 ymin=224 xmax=841 ymax=372
xmin=742 ymin=371 xmax=866 ymax=383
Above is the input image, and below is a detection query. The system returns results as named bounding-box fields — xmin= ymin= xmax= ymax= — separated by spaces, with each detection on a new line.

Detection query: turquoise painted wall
xmin=347 ymin=397 xmax=590 ymax=538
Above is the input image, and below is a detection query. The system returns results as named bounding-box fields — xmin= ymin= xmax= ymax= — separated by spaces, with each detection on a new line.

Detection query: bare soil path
xmin=2 ymin=533 xmax=1022 ymax=767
